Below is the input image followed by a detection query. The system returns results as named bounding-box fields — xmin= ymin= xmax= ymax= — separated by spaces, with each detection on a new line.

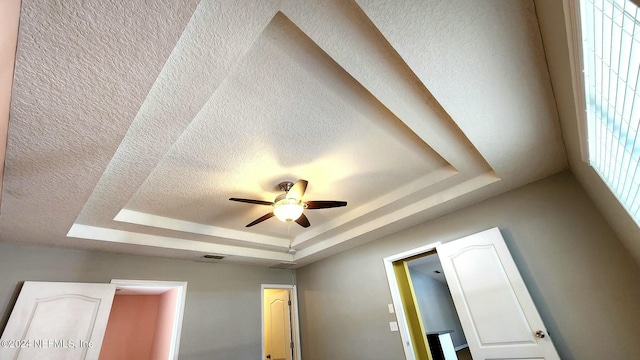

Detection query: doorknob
xmin=266 ymin=355 xmax=271 ymax=359
xmin=535 ymin=330 xmax=546 ymax=338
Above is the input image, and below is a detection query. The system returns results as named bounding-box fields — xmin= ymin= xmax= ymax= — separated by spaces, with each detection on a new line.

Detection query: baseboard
xmin=454 ymin=344 xmax=469 ymax=351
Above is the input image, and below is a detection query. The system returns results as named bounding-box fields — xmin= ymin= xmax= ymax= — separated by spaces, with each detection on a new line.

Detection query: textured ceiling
xmin=0 ymin=0 xmax=567 ymax=267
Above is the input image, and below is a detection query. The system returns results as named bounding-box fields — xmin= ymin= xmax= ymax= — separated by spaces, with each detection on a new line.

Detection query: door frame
xmin=110 ymin=279 xmax=187 ymax=360
xmin=261 ymin=284 xmax=302 ymax=360
xmin=383 ymin=241 xmax=442 ymax=360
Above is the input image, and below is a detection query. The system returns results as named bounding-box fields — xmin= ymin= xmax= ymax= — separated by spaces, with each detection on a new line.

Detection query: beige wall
xmin=296 ymin=171 xmax=640 ymax=360
xmin=1 ymin=171 xmax=639 ymax=359
xmin=0 ymin=244 xmax=295 ymax=360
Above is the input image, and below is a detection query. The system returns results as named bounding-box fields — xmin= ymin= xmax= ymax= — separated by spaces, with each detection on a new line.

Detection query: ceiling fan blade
xmin=305 ymin=200 xmax=347 ymax=209
xmin=287 ymin=179 xmax=308 ymax=200
xmin=229 ymin=198 xmax=274 ymax=206
xmin=295 ymin=213 xmax=310 ymax=228
xmin=246 ymin=212 xmax=275 ymax=227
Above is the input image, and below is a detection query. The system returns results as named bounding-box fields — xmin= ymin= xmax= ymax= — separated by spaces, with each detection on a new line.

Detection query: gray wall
xmin=0 ymin=243 xmax=295 ymax=360
xmin=296 ymin=171 xmax=640 ymax=360
xmin=409 ymin=269 xmax=466 ymax=349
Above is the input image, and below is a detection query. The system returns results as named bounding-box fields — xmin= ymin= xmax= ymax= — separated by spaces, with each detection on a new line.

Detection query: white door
xmin=264 ymin=289 xmax=292 ymax=360
xmin=0 ymin=281 xmax=116 ymax=360
xmin=436 ymin=228 xmax=561 ymax=360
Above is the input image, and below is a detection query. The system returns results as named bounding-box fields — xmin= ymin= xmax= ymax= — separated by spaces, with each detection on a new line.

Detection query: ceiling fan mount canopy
xmin=277 ymin=181 xmax=295 ymax=192
xmin=229 ymin=179 xmax=347 ymax=228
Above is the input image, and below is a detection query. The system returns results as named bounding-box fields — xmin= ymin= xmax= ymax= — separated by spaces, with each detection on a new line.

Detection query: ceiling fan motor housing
xmin=229 ymin=179 xmax=346 ymax=227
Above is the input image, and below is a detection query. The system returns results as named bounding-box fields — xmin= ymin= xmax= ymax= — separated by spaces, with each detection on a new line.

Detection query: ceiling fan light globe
xmin=273 ymin=199 xmax=304 ymax=222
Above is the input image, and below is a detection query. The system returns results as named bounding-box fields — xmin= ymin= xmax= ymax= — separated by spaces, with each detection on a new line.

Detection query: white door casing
xmin=383 ymin=242 xmax=442 ymax=360
xmin=436 ymin=227 xmax=561 ymax=360
xmin=0 ymin=281 xmax=116 ymax=360
xmin=262 ymin=284 xmax=301 ymax=360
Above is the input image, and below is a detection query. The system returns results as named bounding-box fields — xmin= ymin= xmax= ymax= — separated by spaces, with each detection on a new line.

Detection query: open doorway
xmin=384 ymin=228 xmax=561 ymax=360
xmin=262 ymin=284 xmax=301 ymax=360
xmin=103 ymin=279 xmax=187 ymax=360
xmin=387 ymin=247 xmax=468 ymax=360
xmin=406 ymin=254 xmax=470 ymax=360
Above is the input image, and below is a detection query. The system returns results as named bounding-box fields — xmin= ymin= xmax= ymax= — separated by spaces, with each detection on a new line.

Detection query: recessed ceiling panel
xmin=0 ymin=0 xmax=567 ymax=267
xmin=123 ymin=13 xmax=448 ymax=236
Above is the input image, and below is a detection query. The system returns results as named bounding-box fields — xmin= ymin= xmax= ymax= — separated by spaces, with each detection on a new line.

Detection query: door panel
xmin=437 ymin=228 xmax=560 ymax=360
xmin=269 ymin=298 xmax=287 ymax=360
xmin=0 ymin=281 xmax=116 ymax=360
xmin=264 ymin=289 xmax=292 ymax=360
xmin=451 ymin=245 xmax=534 ymax=345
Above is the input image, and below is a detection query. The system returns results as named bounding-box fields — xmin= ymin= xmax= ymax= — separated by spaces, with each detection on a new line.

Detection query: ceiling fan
xmin=229 ymin=179 xmax=347 ymax=228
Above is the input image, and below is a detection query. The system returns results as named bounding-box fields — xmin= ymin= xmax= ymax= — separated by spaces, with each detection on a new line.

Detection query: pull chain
xmin=288 ymin=222 xmax=296 ymax=285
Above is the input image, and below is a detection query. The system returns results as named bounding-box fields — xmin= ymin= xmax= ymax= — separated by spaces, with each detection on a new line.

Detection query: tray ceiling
xmin=0 ymin=0 xmax=567 ymax=267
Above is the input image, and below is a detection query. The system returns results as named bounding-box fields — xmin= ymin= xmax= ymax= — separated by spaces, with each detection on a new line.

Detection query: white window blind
xmin=581 ymin=0 xmax=640 ymax=224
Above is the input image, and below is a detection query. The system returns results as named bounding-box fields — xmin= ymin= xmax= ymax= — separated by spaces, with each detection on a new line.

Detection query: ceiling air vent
xmin=269 ymin=262 xmax=297 ymax=269
xmin=202 ymin=254 xmax=225 ymax=260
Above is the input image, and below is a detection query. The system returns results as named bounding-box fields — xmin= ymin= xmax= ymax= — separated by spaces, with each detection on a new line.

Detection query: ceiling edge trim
xmin=67 ymin=224 xmax=292 ymax=261
xmin=293 ymin=166 xmax=459 ymax=244
xmin=292 ymin=172 xmax=501 ymax=258
xmin=113 ymin=209 xmax=290 ymax=248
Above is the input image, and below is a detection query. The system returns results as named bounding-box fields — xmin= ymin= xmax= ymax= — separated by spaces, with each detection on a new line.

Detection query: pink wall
xmin=151 ymin=288 xmax=178 ymax=360
xmin=0 ymin=0 xmax=21 ymax=207
xmin=99 ymin=295 xmax=161 ymax=360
